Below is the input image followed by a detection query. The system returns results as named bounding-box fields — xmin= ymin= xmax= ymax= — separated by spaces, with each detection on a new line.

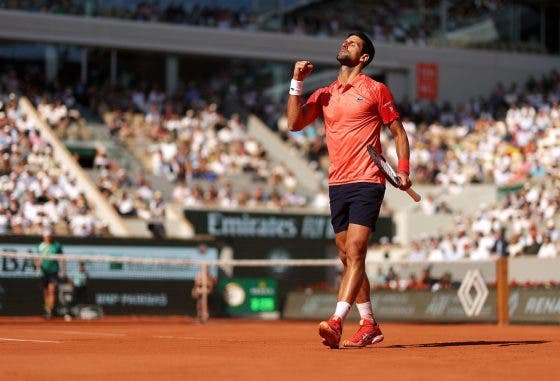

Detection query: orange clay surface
xmin=0 ymin=317 xmax=559 ymax=381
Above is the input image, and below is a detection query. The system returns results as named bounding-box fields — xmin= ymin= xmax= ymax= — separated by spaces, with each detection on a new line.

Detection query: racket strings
xmin=369 ymin=146 xmax=400 ymax=186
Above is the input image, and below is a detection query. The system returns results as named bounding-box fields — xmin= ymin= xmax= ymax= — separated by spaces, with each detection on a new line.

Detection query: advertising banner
xmin=0 ymin=278 xmax=196 ymax=316
xmin=0 ymin=243 xmax=218 ymax=280
xmin=184 ymin=209 xmax=394 ymax=243
xmin=284 ymin=290 xmax=498 ymax=323
xmin=416 ymin=62 xmax=438 ymax=100
xmin=0 ymin=278 xmax=43 ymax=315
xmin=509 ymin=288 xmax=560 ymax=324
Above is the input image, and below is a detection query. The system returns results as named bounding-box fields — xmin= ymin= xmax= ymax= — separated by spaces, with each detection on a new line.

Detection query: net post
xmin=496 ymin=257 xmax=509 ymax=325
xmin=200 ymin=262 xmax=209 ymax=323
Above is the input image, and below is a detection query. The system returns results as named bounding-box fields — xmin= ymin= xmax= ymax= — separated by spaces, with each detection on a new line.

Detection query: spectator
xmin=432 ymin=272 xmax=454 ymax=291
xmin=192 ymin=264 xmax=217 ymax=323
xmin=408 ymin=241 xmax=427 ymax=261
xmin=537 ymin=235 xmax=557 ymax=258
xmin=70 ymin=262 xmax=89 ymax=306
xmin=420 ymin=266 xmax=437 ymax=289
xmin=490 ymin=228 xmax=509 ymax=257
xmin=147 ymin=191 xmax=166 ymax=239
xmin=35 ymin=229 xmax=64 ymax=319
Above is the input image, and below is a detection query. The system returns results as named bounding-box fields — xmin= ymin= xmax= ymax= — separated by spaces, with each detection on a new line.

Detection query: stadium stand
xmin=2 ymin=0 xmax=557 ymax=53
xmin=0 ymin=2 xmax=557 ymax=270
xmin=0 ymin=91 xmax=107 ymax=236
xmin=2 ymin=56 xmax=559 ymax=264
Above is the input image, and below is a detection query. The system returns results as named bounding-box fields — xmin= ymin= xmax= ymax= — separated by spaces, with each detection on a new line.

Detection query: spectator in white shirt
xmin=69 ymin=207 xmax=95 ymax=236
xmin=408 ymin=241 xmax=427 ymax=261
xmin=427 ymin=238 xmax=445 ymax=261
xmin=537 ymin=235 xmax=557 ymax=258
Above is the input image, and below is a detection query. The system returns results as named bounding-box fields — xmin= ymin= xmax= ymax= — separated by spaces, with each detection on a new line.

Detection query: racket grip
xmin=405 ymin=187 xmax=422 ymax=202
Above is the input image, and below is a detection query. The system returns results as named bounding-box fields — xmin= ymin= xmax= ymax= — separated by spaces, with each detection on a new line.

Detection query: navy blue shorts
xmin=329 ymin=182 xmax=385 ymax=234
xmin=41 ymin=273 xmax=59 ymax=289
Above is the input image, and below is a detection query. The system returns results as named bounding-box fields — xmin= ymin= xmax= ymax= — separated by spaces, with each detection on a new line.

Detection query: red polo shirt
xmin=302 ymin=73 xmax=400 ymax=185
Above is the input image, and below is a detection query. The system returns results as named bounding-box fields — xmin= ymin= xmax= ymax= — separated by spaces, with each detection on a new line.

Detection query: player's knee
xmin=338 ymin=251 xmax=347 ymax=266
xmin=346 ymin=238 xmax=367 ymax=255
xmin=345 ymin=252 xmax=365 ymax=267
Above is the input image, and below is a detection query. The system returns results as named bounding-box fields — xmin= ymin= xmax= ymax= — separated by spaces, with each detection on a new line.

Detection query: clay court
xmin=1 ymin=317 xmax=558 ymax=380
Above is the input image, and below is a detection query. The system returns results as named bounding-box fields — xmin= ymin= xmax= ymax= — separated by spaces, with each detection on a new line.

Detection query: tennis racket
xmin=367 ymin=144 xmax=421 ymax=202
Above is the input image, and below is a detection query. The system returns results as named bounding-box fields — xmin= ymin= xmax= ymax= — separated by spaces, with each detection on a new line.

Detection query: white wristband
xmin=289 ymin=79 xmax=303 ymax=96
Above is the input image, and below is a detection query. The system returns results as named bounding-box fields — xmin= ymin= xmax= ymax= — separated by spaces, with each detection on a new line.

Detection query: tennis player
xmin=35 ymin=229 xmax=65 ymax=319
xmin=286 ymin=31 xmax=412 ymax=348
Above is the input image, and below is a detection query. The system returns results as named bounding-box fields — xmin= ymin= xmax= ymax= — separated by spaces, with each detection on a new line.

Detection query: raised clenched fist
xmin=293 ymin=61 xmax=314 ymax=81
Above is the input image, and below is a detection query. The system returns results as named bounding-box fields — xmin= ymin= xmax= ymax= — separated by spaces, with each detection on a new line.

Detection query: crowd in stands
xmin=3 ymin=0 xmax=526 ymax=50
xmin=94 ymin=154 xmax=167 ymax=238
xmin=410 ymin=173 xmax=559 ymax=260
xmin=2 ymin=58 xmax=559 ymax=262
xmin=370 ymin=265 xmax=458 ymax=292
xmin=36 ymin=93 xmax=92 ymax=141
xmin=0 ymin=87 xmax=107 ymax=236
xmin=100 ymin=79 xmax=309 ymax=211
xmin=31 ymin=82 xmax=168 ymax=237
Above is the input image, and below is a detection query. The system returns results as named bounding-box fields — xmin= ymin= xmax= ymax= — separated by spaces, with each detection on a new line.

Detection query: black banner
xmin=0 ymin=278 xmax=43 ymax=315
xmin=185 ymin=209 xmax=394 ymax=242
xmin=0 ymin=278 xmax=198 ymax=316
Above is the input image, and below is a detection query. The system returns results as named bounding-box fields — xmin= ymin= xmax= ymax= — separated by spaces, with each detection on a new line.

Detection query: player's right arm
xmin=287 ymin=60 xmax=318 ymax=131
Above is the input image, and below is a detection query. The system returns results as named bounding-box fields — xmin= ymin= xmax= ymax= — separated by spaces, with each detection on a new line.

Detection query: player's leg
xmin=45 ymin=281 xmax=56 ymax=318
xmin=355 ymin=273 xmax=375 ymax=322
xmin=319 ymin=224 xmax=371 ymax=347
xmin=341 ymin=183 xmax=385 ymax=348
xmin=342 ymin=270 xmax=384 ymax=348
xmin=337 ymin=223 xmax=371 ymax=304
xmin=318 ymin=185 xmax=349 ymax=348
xmin=334 ymin=231 xmax=371 ymax=304
xmin=42 ymin=282 xmax=49 ymax=317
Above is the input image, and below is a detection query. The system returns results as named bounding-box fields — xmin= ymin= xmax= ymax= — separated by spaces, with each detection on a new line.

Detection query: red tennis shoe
xmin=318 ymin=315 xmax=343 ymax=349
xmin=342 ymin=319 xmax=384 ymax=348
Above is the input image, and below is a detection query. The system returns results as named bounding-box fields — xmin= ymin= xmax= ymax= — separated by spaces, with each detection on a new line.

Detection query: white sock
xmin=357 ymin=301 xmax=375 ymax=323
xmin=334 ymin=301 xmax=351 ymax=320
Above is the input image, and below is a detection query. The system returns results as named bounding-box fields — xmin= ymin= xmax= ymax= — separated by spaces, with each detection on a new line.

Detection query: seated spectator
xmin=408 ymin=241 xmax=427 ymax=261
xmin=70 ymin=262 xmax=89 ymax=306
xmin=93 ymin=147 xmax=110 ymax=170
xmin=537 ymin=235 xmax=557 ymax=258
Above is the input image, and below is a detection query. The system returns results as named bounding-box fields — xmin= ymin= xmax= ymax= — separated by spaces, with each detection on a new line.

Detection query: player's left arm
xmin=387 ymin=119 xmax=411 ymax=190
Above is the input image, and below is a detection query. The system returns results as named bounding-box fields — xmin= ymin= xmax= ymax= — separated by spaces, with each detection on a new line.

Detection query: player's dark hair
xmin=348 ymin=31 xmax=375 ymax=67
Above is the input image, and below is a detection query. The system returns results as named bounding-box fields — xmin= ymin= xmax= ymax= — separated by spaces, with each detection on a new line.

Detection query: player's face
xmin=337 ymin=36 xmax=366 ymax=67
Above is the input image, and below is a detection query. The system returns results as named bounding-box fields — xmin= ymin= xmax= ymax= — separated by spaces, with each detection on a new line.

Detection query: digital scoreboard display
xmin=220 ymin=278 xmax=278 ymax=316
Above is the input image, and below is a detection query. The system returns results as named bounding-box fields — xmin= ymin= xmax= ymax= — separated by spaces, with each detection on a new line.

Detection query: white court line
xmin=44 ymin=329 xmax=125 ymax=337
xmin=154 ymin=336 xmax=248 ymax=344
xmin=0 ymin=337 xmax=61 ymax=343
xmin=154 ymin=335 xmax=205 ymax=340
xmin=23 ymin=329 xmax=126 ymax=337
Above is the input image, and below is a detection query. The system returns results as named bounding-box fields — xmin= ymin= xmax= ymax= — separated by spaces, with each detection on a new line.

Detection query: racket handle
xmin=405 ymin=187 xmax=422 ymax=202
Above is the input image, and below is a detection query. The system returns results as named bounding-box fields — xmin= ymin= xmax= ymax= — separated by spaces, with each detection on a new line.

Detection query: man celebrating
xmin=35 ymin=229 xmax=65 ymax=319
xmin=287 ymin=32 xmax=412 ymax=348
